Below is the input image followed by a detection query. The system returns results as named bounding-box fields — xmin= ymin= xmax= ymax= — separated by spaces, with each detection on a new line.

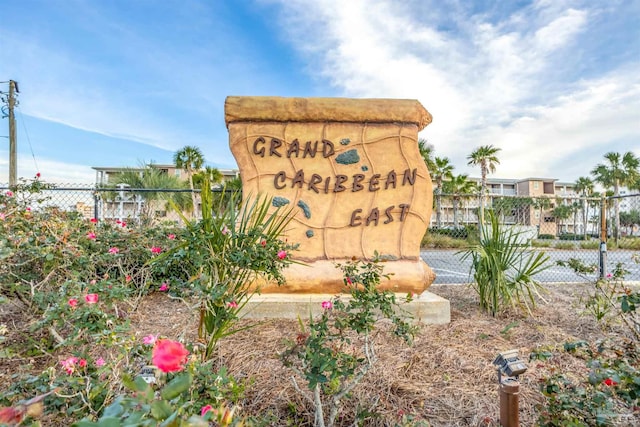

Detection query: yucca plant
xmin=459 ymin=210 xmax=550 ymax=316
xmin=156 ymin=176 xmax=298 ymax=359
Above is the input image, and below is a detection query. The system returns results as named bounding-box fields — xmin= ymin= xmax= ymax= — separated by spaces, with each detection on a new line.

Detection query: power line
xmin=16 ymin=104 xmax=40 ymax=173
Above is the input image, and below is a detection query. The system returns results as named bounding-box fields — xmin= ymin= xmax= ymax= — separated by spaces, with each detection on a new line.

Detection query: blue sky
xmin=1 ymin=0 xmax=638 ymax=184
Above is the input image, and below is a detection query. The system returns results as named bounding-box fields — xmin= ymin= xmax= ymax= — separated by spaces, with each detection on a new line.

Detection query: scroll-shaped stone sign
xmin=225 ymin=96 xmax=436 ymax=294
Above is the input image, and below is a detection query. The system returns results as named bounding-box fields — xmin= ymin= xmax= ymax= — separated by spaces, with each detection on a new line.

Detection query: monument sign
xmin=226 ymin=96 xmax=436 ymax=294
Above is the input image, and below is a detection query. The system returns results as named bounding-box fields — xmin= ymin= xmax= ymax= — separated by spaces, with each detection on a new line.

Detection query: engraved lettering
xmin=350 ymin=209 xmax=363 ymax=226
xmin=274 ymin=171 xmax=286 ymax=189
xmin=253 ymin=137 xmax=266 ymax=157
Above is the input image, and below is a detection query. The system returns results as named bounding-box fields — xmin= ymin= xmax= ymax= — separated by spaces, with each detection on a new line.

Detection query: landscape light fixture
xmin=492 ymin=350 xmax=527 ymax=427
xmin=492 ymin=349 xmax=527 ymax=382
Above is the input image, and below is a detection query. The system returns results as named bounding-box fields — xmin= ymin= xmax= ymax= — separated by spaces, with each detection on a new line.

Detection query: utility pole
xmin=8 ymin=80 xmax=18 ymax=188
xmin=1 ymin=80 xmax=19 ymax=188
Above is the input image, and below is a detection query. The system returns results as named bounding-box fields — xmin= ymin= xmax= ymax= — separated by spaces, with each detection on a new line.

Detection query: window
xmin=175 ymin=169 xmax=181 ymax=177
xmin=533 ymin=182 xmax=539 ymax=190
xmin=544 ymin=216 xmax=555 ymax=223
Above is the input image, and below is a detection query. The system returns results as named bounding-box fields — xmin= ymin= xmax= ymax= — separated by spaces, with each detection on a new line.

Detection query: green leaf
xmin=151 ymin=400 xmax=173 ymax=420
xmin=160 ymin=373 xmax=192 ymax=400
xmin=72 ymin=420 xmax=100 ymax=427
xmin=102 ymin=401 xmax=124 ymax=418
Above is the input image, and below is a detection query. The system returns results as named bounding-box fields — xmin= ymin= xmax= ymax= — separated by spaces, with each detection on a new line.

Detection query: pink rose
xmin=90 ymin=218 xmax=98 ymax=223
xmin=201 ymin=404 xmax=214 ymax=416
xmin=5 ymin=190 xmax=13 ymax=197
xmin=321 ymin=300 xmax=333 ymax=310
xmin=60 ymin=356 xmax=78 ymax=374
xmin=152 ymin=339 xmax=189 ymax=373
xmin=125 ymin=275 xmax=132 ymax=282
xmin=36 ymin=172 xmax=41 ymax=178
xmin=227 ymin=301 xmax=238 ymax=308
xmin=108 ymin=247 xmax=119 ymax=254
xmin=142 ymin=334 xmax=158 ymax=345
xmin=150 ymin=246 xmax=162 ymax=254
xmin=221 ymin=225 xmax=230 ymax=235
xmin=68 ymin=298 xmax=78 ymax=308
xmin=85 ymin=294 xmax=99 ymax=304
xmin=87 ymin=232 xmax=96 ymax=240
xmin=167 ymin=233 xmax=176 ymax=240
xmin=78 ymin=359 xmax=87 ymax=368
xmin=277 ymin=250 xmax=287 ymax=260
xmin=159 ymin=283 xmax=169 ymax=292
xmin=95 ymin=357 xmax=105 ymax=367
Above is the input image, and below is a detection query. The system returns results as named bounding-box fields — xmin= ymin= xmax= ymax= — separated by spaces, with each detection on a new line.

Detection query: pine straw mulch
xmin=129 ymin=283 xmax=636 ymax=426
xmin=1 ymin=283 xmax=637 ymax=426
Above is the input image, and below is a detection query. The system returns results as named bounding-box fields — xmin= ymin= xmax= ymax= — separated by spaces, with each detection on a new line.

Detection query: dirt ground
xmin=126 ymin=283 xmax=637 ymax=426
xmin=2 ymin=283 xmax=638 ymax=426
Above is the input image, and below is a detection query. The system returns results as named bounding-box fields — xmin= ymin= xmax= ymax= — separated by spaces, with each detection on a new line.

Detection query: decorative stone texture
xmin=226 ymin=96 xmax=436 ymax=293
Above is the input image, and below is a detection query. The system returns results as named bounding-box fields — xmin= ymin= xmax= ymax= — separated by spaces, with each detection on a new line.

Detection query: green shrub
xmin=580 ymin=240 xmax=600 ymax=250
xmin=421 ymin=233 xmax=467 ymax=249
xmin=618 ymin=237 xmax=640 ymax=250
xmin=559 ymin=233 xmax=587 ymax=241
xmin=554 ymin=242 xmax=576 ymax=250
xmin=531 ymin=240 xmax=552 ymax=248
xmin=538 ymin=234 xmax=555 ymax=240
xmin=428 ymin=226 xmax=468 ymax=239
xmin=281 ymin=259 xmax=415 ymax=427
xmin=458 ymin=210 xmax=550 ymax=316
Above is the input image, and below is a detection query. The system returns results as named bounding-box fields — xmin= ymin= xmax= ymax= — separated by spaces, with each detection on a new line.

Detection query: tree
xmin=443 ymin=174 xmax=477 ymax=228
xmin=174 ymin=145 xmax=205 ymax=218
xmin=552 ymin=203 xmax=572 ymax=236
xmin=467 ymin=145 xmax=501 ymax=230
xmin=620 ymin=210 xmax=640 ymax=236
xmin=591 ymin=151 xmax=640 ymax=242
xmin=431 ymin=157 xmax=454 ymax=228
xmin=107 ymin=165 xmax=190 ymax=224
xmin=532 ymin=197 xmax=552 ymax=237
xmin=574 ymin=176 xmax=595 ymax=238
xmin=418 ymin=138 xmax=436 ymax=172
xmin=192 ymin=166 xmax=222 ymax=189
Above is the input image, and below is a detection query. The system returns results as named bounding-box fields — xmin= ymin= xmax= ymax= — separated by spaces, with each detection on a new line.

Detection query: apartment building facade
xmin=433 ymin=177 xmax=585 ymax=236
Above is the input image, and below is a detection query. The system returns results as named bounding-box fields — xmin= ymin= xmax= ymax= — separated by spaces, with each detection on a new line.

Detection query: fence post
xmin=599 ymin=196 xmax=607 ymax=280
xmin=93 ymin=192 xmax=100 ymax=221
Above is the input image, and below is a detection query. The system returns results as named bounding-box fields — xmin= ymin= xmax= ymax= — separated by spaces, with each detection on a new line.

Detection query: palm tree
xmin=444 ymin=174 xmax=478 ymax=228
xmin=552 ymin=203 xmax=572 ymax=236
xmin=418 ymin=138 xmax=436 ymax=172
xmin=107 ymin=165 xmax=190 ymax=224
xmin=467 ymin=145 xmax=501 ymax=230
xmin=532 ymin=197 xmax=552 ymax=236
xmin=591 ymin=151 xmax=640 ymax=241
xmin=431 ymin=157 xmax=454 ymax=228
xmin=574 ymin=176 xmax=594 ymax=238
xmin=174 ymin=146 xmax=205 ymax=218
xmin=193 ymin=166 xmax=223 ymax=189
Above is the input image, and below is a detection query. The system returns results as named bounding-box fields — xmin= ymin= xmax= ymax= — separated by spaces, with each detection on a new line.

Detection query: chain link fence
xmin=2 ymin=184 xmax=639 ymax=283
xmin=423 ymin=193 xmax=640 ymax=284
xmin=0 ymin=183 xmax=232 ymax=226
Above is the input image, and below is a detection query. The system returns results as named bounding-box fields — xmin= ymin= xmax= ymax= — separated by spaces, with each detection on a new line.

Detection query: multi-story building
xmin=433 ymin=177 xmax=584 ymax=236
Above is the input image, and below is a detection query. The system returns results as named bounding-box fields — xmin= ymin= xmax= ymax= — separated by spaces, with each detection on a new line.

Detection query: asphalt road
xmin=421 ymin=249 xmax=640 ymax=284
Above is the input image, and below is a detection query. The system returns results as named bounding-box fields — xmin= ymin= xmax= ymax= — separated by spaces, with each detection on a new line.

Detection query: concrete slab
xmin=240 ymin=291 xmax=450 ymax=324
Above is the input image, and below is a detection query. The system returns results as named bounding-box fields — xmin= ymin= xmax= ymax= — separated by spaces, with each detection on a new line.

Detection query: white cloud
xmin=265 ymin=0 xmax=638 ymax=182
xmin=0 ymin=152 xmax=95 ymax=185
